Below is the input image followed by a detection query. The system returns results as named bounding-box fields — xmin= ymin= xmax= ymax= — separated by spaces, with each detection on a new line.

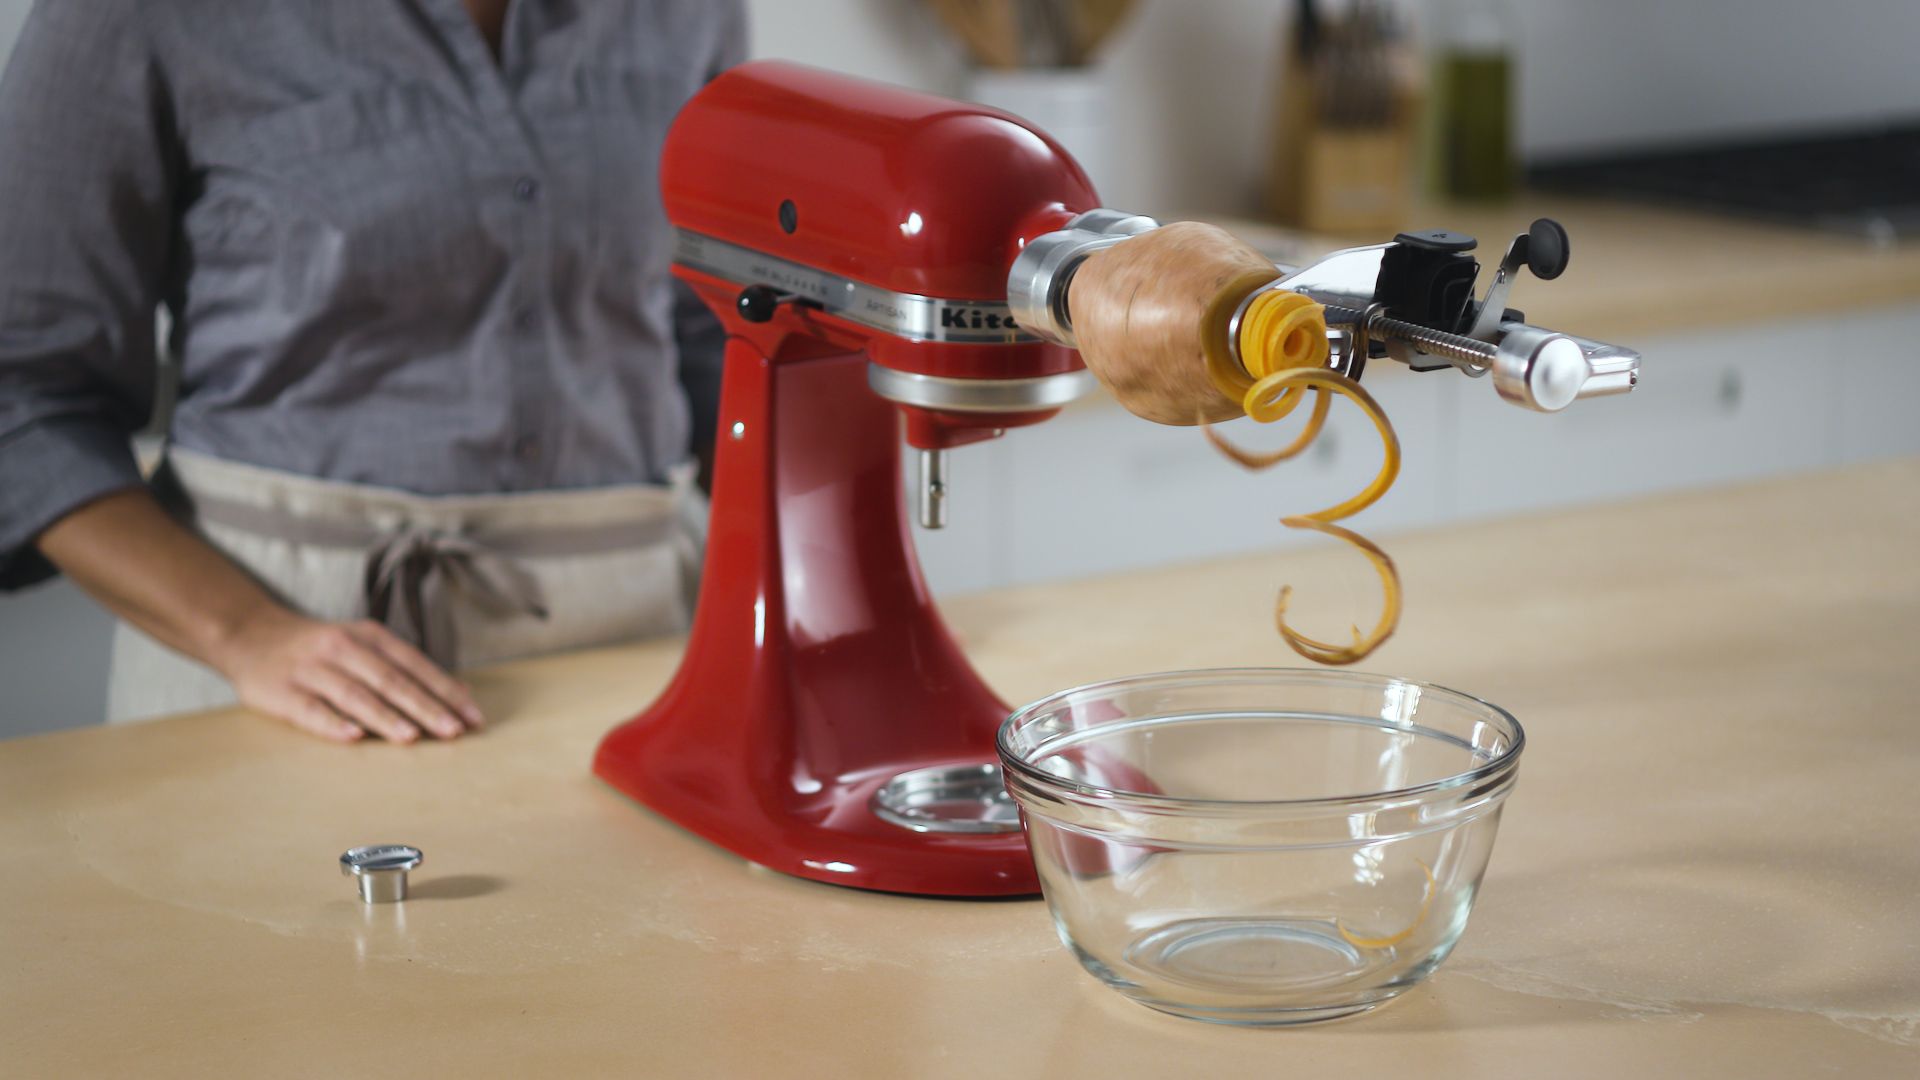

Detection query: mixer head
xmin=658 ymin=61 xmax=1106 ymax=530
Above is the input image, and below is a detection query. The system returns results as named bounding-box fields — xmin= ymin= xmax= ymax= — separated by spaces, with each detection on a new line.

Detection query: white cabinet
xmin=10 ymin=308 xmax=1918 ymax=733
xmin=1451 ymin=323 xmax=1805 ymax=519
xmin=911 ymin=305 xmax=1920 ymax=598
xmin=0 ymin=578 xmax=116 ymax=738
xmin=997 ymin=368 xmax=1446 ymax=586
xmin=907 ymin=436 xmax=1012 ymax=597
xmin=1834 ymin=307 xmax=1920 ymax=465
xmin=908 ymin=368 xmax=1447 ymax=597
xmin=1452 ymin=308 xmax=1920 ymax=520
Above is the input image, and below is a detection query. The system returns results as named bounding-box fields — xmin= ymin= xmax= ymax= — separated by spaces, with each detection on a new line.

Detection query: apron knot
xmin=358 ymin=527 xmax=549 ymax=668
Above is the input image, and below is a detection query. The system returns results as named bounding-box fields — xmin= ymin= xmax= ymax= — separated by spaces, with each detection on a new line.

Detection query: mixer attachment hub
xmin=871 ymin=764 xmax=1023 ymax=834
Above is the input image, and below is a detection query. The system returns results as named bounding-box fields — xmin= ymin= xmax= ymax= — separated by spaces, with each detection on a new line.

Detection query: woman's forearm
xmin=36 ymin=487 xmax=482 ymax=741
xmin=36 ymin=487 xmax=286 ymax=669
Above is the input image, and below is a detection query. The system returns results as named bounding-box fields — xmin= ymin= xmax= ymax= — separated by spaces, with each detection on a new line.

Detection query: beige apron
xmin=106 ymin=447 xmax=704 ymax=724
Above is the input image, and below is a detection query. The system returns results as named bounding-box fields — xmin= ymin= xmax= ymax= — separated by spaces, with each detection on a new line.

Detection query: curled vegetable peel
xmin=1201 ymin=294 xmax=1404 ymax=665
xmin=1197 ymin=390 xmax=1328 ymax=470
xmin=1203 ymin=287 xmax=1328 ymax=411
xmin=1275 ymin=518 xmax=1400 ymax=666
xmin=1336 ymin=859 xmax=1436 ymax=949
xmin=1246 ymin=369 xmax=1400 ymax=522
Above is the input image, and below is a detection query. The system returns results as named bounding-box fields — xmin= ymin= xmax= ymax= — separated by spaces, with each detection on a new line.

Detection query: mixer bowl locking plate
xmin=871 ymin=764 xmax=1024 ymax=834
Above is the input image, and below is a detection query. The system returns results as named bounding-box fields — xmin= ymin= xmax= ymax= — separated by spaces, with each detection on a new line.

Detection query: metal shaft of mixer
xmin=917 ymin=448 xmax=949 ymax=529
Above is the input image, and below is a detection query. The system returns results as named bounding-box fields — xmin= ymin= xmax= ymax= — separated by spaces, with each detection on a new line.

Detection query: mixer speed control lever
xmin=736 ymin=284 xmax=816 ymax=324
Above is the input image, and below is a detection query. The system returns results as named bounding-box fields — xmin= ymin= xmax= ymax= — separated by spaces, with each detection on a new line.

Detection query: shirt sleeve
xmin=710 ymin=0 xmax=749 ymax=77
xmin=0 ymin=1 xmax=176 ymax=590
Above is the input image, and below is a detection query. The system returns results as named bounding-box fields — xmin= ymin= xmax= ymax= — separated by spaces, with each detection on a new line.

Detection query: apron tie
xmin=161 ymin=452 xmax=699 ymax=675
xmin=358 ymin=528 xmax=549 ymax=669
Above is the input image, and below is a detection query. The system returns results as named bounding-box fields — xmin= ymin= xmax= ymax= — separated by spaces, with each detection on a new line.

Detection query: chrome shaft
xmin=1324 ymin=304 xmax=1627 ymax=413
xmin=1325 ymin=304 xmax=1495 ymax=369
xmin=917 ymin=449 xmax=948 ymax=530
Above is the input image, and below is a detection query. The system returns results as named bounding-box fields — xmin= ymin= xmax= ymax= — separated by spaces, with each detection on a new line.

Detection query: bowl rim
xmin=996 ymin=667 xmax=1525 ymax=812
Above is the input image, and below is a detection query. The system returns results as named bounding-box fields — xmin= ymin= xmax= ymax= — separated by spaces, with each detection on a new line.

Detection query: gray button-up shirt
xmin=0 ymin=0 xmax=743 ymax=587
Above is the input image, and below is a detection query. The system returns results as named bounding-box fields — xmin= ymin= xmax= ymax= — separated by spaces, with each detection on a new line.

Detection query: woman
xmin=0 ymin=1 xmax=744 ymax=741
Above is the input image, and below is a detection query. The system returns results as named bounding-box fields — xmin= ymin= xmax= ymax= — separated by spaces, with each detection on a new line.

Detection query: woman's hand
xmin=40 ymin=488 xmax=485 ymax=743
xmin=213 ymin=608 xmax=485 ymax=743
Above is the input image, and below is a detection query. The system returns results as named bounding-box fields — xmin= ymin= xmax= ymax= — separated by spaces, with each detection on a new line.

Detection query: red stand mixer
xmin=592 ymin=61 xmax=1098 ymax=896
xmin=594 ymin=61 xmax=1640 ymax=897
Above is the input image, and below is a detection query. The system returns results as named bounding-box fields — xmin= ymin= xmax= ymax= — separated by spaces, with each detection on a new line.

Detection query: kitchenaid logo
xmin=940 ymin=306 xmax=1019 ymax=331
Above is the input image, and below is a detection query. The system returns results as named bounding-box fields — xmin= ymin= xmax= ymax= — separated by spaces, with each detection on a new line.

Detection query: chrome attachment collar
xmin=865 ymin=365 xmax=1095 ymax=413
xmin=1005 ymin=209 xmax=1160 ymax=348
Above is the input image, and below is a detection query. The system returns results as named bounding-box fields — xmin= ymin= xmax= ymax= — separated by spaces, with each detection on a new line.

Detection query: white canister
xmin=966 ymin=68 xmax=1116 ymax=198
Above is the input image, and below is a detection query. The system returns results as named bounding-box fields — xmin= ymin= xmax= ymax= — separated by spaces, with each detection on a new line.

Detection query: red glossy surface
xmin=595 ymin=63 xmax=1105 ymax=896
xmin=657 ymin=60 xmax=1095 ymax=381
xmin=594 ymin=338 xmax=1035 ymax=894
xmin=660 ymin=60 xmax=1097 ymax=300
xmin=900 ymin=405 xmax=1060 ymax=452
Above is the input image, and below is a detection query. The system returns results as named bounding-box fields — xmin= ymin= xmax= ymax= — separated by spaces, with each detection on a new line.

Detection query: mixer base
xmin=590 ymin=292 xmax=1050 ymax=898
xmin=595 ymin=740 xmax=1040 ymax=896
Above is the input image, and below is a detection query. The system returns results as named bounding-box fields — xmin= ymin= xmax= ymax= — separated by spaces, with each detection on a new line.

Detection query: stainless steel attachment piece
xmin=864 ymin=366 xmax=1095 ymax=413
xmin=865 ymin=364 xmax=1094 ymax=529
xmin=1011 ymin=207 xmax=1640 ymax=413
xmin=340 ymin=844 xmax=423 ymax=904
xmin=1319 ymin=304 xmax=1639 ymax=412
xmin=1006 ymin=209 xmax=1160 ymax=347
xmin=871 ymin=763 xmax=1023 ymax=834
xmin=917 ymin=449 xmax=949 ymax=530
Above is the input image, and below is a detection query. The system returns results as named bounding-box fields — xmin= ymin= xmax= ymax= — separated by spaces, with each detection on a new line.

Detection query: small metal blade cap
xmin=340 ymin=844 xmax=423 ymax=904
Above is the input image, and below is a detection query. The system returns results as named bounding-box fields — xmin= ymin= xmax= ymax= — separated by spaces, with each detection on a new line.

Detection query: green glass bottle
xmin=1430 ymin=0 xmax=1515 ymax=201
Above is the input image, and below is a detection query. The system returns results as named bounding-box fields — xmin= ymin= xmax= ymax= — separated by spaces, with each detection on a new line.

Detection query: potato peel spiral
xmin=1201 ymin=294 xmax=1403 ymax=666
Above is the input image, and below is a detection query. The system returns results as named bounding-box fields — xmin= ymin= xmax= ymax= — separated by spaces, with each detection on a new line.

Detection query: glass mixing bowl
xmin=998 ymin=668 xmax=1524 ymax=1026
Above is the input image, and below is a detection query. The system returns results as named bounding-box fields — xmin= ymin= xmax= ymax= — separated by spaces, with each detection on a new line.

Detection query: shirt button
xmin=512 ymin=176 xmax=539 ymax=202
xmin=514 ymin=434 xmax=541 ymax=462
xmin=514 ymin=306 xmax=539 ymax=331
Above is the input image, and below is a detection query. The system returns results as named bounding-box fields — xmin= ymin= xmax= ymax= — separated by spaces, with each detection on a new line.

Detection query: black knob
xmin=736 ymin=285 xmax=794 ymax=324
xmin=1526 ymin=218 xmax=1570 ymax=280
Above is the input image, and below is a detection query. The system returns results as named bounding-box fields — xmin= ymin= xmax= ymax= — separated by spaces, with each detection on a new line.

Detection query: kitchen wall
xmin=4 ymin=0 xmax=1918 ymax=212
xmin=2 ymin=0 xmax=1918 ymax=738
xmin=749 ymin=0 xmax=1920 ymax=214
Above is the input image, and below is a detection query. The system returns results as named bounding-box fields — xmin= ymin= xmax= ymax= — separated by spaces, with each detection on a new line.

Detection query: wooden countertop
xmin=5 ymin=461 xmax=1919 ymax=1077
xmin=1220 ymin=196 xmax=1920 ymax=345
